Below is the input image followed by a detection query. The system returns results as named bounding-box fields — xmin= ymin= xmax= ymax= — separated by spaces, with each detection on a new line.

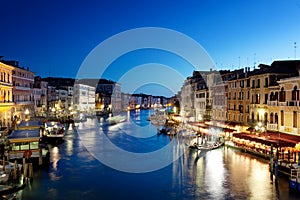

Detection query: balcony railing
xmin=287 ymin=101 xmax=299 ymax=106
xmin=13 ymin=85 xmax=31 ymax=91
xmin=14 ymin=100 xmax=32 ymax=105
xmin=267 ymin=101 xmax=278 ymax=106
xmin=0 ymin=100 xmax=14 ymax=106
xmin=278 ymin=102 xmax=286 ymax=106
xmin=267 ymin=123 xmax=278 ymax=131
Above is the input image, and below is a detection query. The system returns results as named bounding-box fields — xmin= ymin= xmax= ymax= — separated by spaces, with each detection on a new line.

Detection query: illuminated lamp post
xmin=51 ymin=107 xmax=56 ymax=118
xmin=255 ymin=122 xmax=266 ymax=137
xmin=24 ymin=108 xmax=30 ymax=121
xmin=198 ymin=114 xmax=203 ymax=122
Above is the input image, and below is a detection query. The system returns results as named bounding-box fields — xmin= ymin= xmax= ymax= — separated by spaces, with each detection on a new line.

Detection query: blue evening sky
xmin=1 ymin=0 xmax=300 ymax=96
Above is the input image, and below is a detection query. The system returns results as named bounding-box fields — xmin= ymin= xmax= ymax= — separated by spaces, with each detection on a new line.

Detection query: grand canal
xmin=16 ymin=110 xmax=298 ymax=200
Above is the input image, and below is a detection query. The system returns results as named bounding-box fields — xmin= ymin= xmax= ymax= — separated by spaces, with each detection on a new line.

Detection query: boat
xmin=157 ymin=127 xmax=172 ymax=135
xmin=189 ymin=141 xmax=224 ymax=151
xmin=149 ymin=108 xmax=167 ymax=126
xmin=289 ymin=167 xmax=300 ymax=192
xmin=106 ymin=115 xmax=126 ymax=125
xmin=43 ymin=121 xmax=65 ymax=143
xmin=0 ymin=171 xmax=9 ymax=184
xmin=0 ymin=184 xmax=26 ymax=197
xmin=7 ymin=128 xmax=50 ymax=165
xmin=0 ymin=161 xmax=22 ymax=172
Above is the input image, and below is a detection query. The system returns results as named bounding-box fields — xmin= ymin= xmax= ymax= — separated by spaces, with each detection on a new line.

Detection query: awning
xmin=233 ymin=132 xmax=300 ymax=147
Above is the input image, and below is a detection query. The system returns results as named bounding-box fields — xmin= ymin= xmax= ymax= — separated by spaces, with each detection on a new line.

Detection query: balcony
xmin=14 ymin=100 xmax=32 ymax=105
xmin=287 ymin=101 xmax=299 ymax=106
xmin=267 ymin=100 xmax=278 ymax=106
xmin=0 ymin=100 xmax=14 ymax=106
xmin=267 ymin=123 xmax=278 ymax=131
xmin=13 ymin=85 xmax=31 ymax=91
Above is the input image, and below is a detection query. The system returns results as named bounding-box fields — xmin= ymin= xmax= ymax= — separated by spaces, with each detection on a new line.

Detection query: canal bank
xmin=13 ymin=111 xmax=300 ymax=199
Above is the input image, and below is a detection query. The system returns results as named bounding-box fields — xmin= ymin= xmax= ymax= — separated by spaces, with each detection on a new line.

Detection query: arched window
xmin=293 ymin=111 xmax=297 ymax=128
xmin=270 ymin=113 xmax=274 ymax=123
xmin=264 ymin=112 xmax=268 ymax=124
xmin=270 ymin=92 xmax=274 ymax=101
xmin=292 ymin=86 xmax=299 ymax=101
xmin=275 ymin=113 xmax=278 ymax=124
xmin=279 ymin=87 xmax=285 ymax=102
xmin=257 ymin=112 xmax=259 ymax=121
xmin=255 ymin=94 xmax=260 ymax=104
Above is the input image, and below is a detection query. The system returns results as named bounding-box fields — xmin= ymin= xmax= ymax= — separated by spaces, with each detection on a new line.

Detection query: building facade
xmin=0 ymin=61 xmax=14 ymax=127
xmin=73 ymin=83 xmax=95 ymax=113
xmin=11 ymin=64 xmax=35 ymax=121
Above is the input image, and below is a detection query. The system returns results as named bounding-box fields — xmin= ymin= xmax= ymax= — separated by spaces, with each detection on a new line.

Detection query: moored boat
xmin=289 ymin=167 xmax=300 ymax=192
xmin=43 ymin=121 xmax=65 ymax=144
xmin=7 ymin=128 xmax=49 ymax=165
xmin=106 ymin=115 xmax=126 ymax=125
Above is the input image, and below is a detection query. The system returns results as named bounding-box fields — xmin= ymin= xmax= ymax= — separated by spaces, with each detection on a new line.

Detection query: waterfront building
xmin=73 ymin=83 xmax=95 ymax=114
xmin=42 ymin=77 xmax=75 ymax=114
xmin=33 ymin=76 xmax=48 ymax=117
xmin=151 ymin=96 xmax=166 ymax=108
xmin=249 ymin=60 xmax=299 ymax=131
xmin=5 ymin=60 xmax=35 ymax=121
xmin=0 ymin=61 xmax=14 ymax=127
xmin=110 ymin=82 xmax=122 ymax=113
xmin=179 ymin=72 xmax=199 ymax=121
xmin=212 ymin=82 xmax=228 ymax=122
xmin=121 ymin=93 xmax=131 ymax=111
xmin=77 ymin=79 xmax=122 ymax=114
xmin=275 ymin=68 xmax=300 ymax=135
xmin=227 ymin=69 xmax=249 ymax=125
xmin=47 ymin=86 xmax=57 ymax=111
xmin=181 ymin=70 xmax=220 ymax=122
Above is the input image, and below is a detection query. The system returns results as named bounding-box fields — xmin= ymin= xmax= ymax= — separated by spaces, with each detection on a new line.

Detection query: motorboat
xmin=106 ymin=115 xmax=126 ymax=125
xmin=0 ymin=171 xmax=9 ymax=184
xmin=43 ymin=121 xmax=65 ymax=143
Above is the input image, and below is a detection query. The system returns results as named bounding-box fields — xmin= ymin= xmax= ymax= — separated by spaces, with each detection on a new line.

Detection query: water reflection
xmin=17 ymin=110 xmax=300 ymax=200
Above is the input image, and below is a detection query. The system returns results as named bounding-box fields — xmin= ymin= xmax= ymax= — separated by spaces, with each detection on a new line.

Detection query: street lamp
xmin=24 ymin=108 xmax=30 ymax=121
xmin=51 ymin=107 xmax=56 ymax=118
xmin=24 ymin=109 xmax=29 ymax=115
xmin=198 ymin=114 xmax=203 ymax=122
xmin=255 ymin=122 xmax=266 ymax=136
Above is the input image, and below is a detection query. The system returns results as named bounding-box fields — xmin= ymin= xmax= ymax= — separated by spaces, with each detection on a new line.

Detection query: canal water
xmin=16 ymin=110 xmax=299 ymax=200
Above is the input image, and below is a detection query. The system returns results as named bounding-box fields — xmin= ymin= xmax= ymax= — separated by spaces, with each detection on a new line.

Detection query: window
xmin=265 ymin=77 xmax=268 ymax=87
xmin=255 ymin=94 xmax=260 ymax=104
xmin=293 ymin=111 xmax=297 ymax=128
xmin=247 ymin=79 xmax=250 ymax=87
xmin=264 ymin=112 xmax=268 ymax=124
xmin=256 ymin=79 xmax=260 ymax=88
xmin=292 ymin=86 xmax=299 ymax=101
xmin=270 ymin=113 xmax=274 ymax=123
xmin=280 ymin=110 xmax=284 ymax=126
xmin=264 ymin=93 xmax=268 ymax=104
xmin=279 ymin=87 xmax=286 ymax=102
xmin=240 ymin=80 xmax=244 ymax=88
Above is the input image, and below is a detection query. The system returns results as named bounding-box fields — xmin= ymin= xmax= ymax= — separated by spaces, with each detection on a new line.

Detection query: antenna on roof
xmin=295 ymin=42 xmax=297 ymax=59
xmin=253 ymin=53 xmax=256 ymax=69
